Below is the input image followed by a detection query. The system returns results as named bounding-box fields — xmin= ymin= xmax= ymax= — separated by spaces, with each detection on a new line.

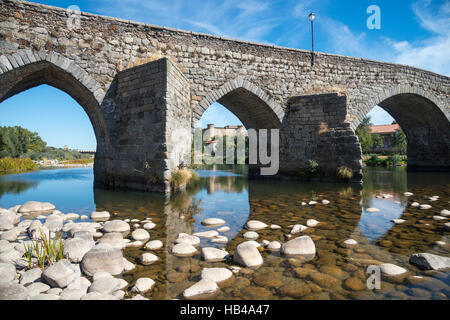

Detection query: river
xmin=0 ymin=166 xmax=449 ymax=300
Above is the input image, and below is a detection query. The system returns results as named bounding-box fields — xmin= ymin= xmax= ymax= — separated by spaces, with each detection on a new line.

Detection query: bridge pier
xmin=94 ymin=58 xmax=191 ymax=193
xmin=277 ymin=93 xmax=362 ymax=182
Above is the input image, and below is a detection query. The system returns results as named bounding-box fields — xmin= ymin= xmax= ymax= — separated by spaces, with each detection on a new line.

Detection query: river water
xmin=0 ymin=166 xmax=449 ymax=300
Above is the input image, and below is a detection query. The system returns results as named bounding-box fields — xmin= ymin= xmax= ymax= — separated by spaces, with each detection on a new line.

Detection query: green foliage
xmin=355 ymin=116 xmax=383 ymax=153
xmin=0 ymin=157 xmax=38 ymax=174
xmin=336 ymin=166 xmax=354 ymax=180
xmin=23 ymin=146 xmax=92 ymax=161
xmin=23 ymin=230 xmax=65 ymax=271
xmin=364 ymin=154 xmax=406 ymax=167
xmin=0 ymin=126 xmax=46 ymax=158
xmin=391 ymin=129 xmax=407 ymax=155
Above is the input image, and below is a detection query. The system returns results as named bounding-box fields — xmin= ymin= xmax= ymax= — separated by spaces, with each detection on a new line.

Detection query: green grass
xmin=62 ymin=158 xmax=94 ymax=165
xmin=23 ymin=230 xmax=65 ymax=271
xmin=363 ymin=154 xmax=406 ymax=167
xmin=0 ymin=157 xmax=38 ymax=174
xmin=336 ymin=166 xmax=354 ymax=180
xmin=170 ymin=168 xmax=199 ymax=189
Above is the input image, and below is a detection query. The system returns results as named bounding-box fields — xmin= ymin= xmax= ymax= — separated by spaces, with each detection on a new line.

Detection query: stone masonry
xmin=0 ymin=0 xmax=449 ymax=192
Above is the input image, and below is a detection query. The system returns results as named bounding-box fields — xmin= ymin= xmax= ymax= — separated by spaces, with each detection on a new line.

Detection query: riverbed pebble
xmin=97 ymin=232 xmax=123 ymax=249
xmin=201 ymin=218 xmax=226 ymax=226
xmin=419 ymin=204 xmax=432 ymax=210
xmin=183 ymin=279 xmax=218 ymax=299
xmin=306 ymin=219 xmax=319 ymax=227
xmin=145 ymin=240 xmax=163 ymax=250
xmin=81 ymin=244 xmax=124 ymax=276
xmin=366 ymin=208 xmax=380 ymax=212
xmin=217 ymin=226 xmax=230 ymax=232
xmin=131 ymin=229 xmax=150 ymax=241
xmin=243 ymin=231 xmax=258 ymax=240
xmin=290 ymin=224 xmax=308 ymax=234
xmin=102 ymin=220 xmax=130 ymax=236
xmin=90 ymin=211 xmax=110 ymax=221
xmin=201 ymin=267 xmax=232 ymax=283
xmin=409 ymin=253 xmax=450 ymax=270
xmin=201 ymin=247 xmax=229 ymax=262
xmin=143 ymin=222 xmax=156 ymax=230
xmin=379 ymin=263 xmax=407 ymax=276
xmin=18 ymin=201 xmax=55 ymax=214
xmin=245 ymin=220 xmax=268 ymax=230
xmin=281 ymin=236 xmax=316 ymax=256
xmin=233 ymin=241 xmax=263 ymax=268
xmin=344 ymin=239 xmax=358 ymax=245
xmin=131 ymin=277 xmax=155 ymax=293
xmin=175 ymin=233 xmax=200 ymax=246
xmin=172 ymin=243 xmax=197 ymax=257
xmin=193 ymin=230 xmax=219 ymax=239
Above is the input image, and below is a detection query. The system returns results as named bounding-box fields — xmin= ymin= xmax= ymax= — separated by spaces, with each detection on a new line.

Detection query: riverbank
xmin=0 ymin=158 xmax=94 ymax=175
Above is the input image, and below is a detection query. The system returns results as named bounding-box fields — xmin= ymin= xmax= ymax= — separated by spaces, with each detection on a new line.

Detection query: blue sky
xmin=1 ymin=0 xmax=448 ymax=149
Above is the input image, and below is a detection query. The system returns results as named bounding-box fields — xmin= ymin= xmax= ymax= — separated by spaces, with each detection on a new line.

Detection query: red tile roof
xmin=369 ymin=124 xmax=400 ymax=134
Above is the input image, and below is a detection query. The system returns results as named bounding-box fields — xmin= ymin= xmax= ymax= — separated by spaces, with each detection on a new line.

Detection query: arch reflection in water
xmin=0 ymin=166 xmax=449 ymax=299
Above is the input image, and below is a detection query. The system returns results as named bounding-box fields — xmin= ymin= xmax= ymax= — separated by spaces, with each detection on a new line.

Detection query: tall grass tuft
xmin=170 ymin=168 xmax=199 ymax=189
xmin=336 ymin=166 xmax=354 ymax=181
xmin=22 ymin=229 xmax=65 ymax=271
xmin=0 ymin=157 xmax=38 ymax=174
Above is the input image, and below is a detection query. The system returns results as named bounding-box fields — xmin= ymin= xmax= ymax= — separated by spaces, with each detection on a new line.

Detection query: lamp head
xmin=308 ymin=12 xmax=316 ymax=22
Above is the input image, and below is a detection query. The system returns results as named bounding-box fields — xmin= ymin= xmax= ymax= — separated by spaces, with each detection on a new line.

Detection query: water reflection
xmin=0 ymin=166 xmax=448 ymax=299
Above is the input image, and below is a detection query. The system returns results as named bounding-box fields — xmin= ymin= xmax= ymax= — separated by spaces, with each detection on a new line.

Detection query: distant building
xmin=202 ymin=124 xmax=247 ymax=155
xmin=202 ymin=124 xmax=246 ymax=141
xmin=369 ymin=124 xmax=400 ymax=153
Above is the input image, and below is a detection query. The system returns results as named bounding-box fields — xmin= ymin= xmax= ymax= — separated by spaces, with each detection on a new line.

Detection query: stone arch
xmin=0 ymin=49 xmax=112 ymax=155
xmin=349 ymin=85 xmax=446 ymax=131
xmin=192 ymin=78 xmax=285 ymax=129
xmin=351 ymin=86 xmax=450 ymax=171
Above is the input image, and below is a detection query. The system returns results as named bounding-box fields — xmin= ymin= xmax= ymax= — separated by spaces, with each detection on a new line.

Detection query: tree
xmin=392 ymin=128 xmax=407 ymax=155
xmin=355 ymin=116 xmax=383 ymax=153
xmin=0 ymin=126 xmax=46 ymax=158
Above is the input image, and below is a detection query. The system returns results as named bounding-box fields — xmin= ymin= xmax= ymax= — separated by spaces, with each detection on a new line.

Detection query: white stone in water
xmin=133 ymin=224 xmax=140 ymax=228
xmin=102 ymin=220 xmax=130 ymax=235
xmin=65 ymin=213 xmax=79 ymax=221
xmin=0 ymin=229 xmax=19 ymax=241
xmin=124 ymin=219 xmax=130 ymax=223
xmin=0 ymin=262 xmax=16 ymax=283
xmin=366 ymin=208 xmax=380 ymax=212
xmin=131 ymin=277 xmax=155 ymax=293
xmin=63 ymin=237 xmax=94 ymax=263
xmin=0 ymin=216 xmax=13 ymax=231
xmin=440 ymin=210 xmax=450 ymax=217
xmin=419 ymin=204 xmax=432 ymax=210
xmin=270 ymin=224 xmax=281 ymax=230
xmin=193 ymin=230 xmax=219 ymax=239
xmin=433 ymin=216 xmax=447 ymax=221
xmin=308 ymin=201 xmax=317 ymax=205
xmin=435 ymin=241 xmax=446 ymax=246
xmin=19 ymin=268 xmax=42 ymax=285
xmin=145 ymin=240 xmax=163 ymax=250
xmin=140 ymin=253 xmax=158 ymax=265
xmin=211 ymin=235 xmax=228 ymax=243
xmin=81 ymin=244 xmax=124 ymax=277
xmin=217 ymin=226 xmax=230 ymax=233
xmin=201 ymin=218 xmax=226 ymax=227
xmin=97 ymin=232 xmax=123 ymax=249
xmin=301 ymin=202 xmax=307 ymax=206
xmin=445 ymin=222 xmax=450 ymax=231
xmin=176 ymin=233 xmax=200 ymax=246
xmin=80 ymin=215 xmax=88 ymax=220
xmin=42 ymin=259 xmax=80 ymax=288
xmin=201 ymin=267 xmax=232 ymax=283
xmin=131 ymin=219 xmax=139 ymax=223
xmin=243 ymin=231 xmax=258 ymax=240
xmin=290 ymin=224 xmax=308 ymax=234
xmin=245 ymin=220 xmax=268 ymax=230
xmin=409 ymin=253 xmax=450 ymax=270
xmin=183 ymin=279 xmax=218 ymax=299
xmin=261 ymin=240 xmax=270 ymax=246
xmin=131 ymin=229 xmax=150 ymax=241
xmin=306 ymin=219 xmax=319 ymax=227
xmin=404 ymin=192 xmax=414 ymax=196
xmin=90 ymin=211 xmax=110 ymax=222
xmin=281 ymin=236 xmax=316 ymax=256
xmin=172 ymin=243 xmax=197 ymax=257
xmin=18 ymin=201 xmax=55 ymax=214
xmin=126 ymin=241 xmax=143 ymax=248
xmin=267 ymin=241 xmax=281 ymax=251
xmin=142 ymin=222 xmax=156 ymax=230
xmin=344 ymin=239 xmax=358 ymax=245
xmin=123 ymin=258 xmax=135 ymax=272
xmin=201 ymin=247 xmax=229 ymax=262
xmin=88 ymin=277 xmax=121 ymax=295
xmin=322 ymin=200 xmax=330 ymax=205
xmin=411 ymin=202 xmax=420 ymax=207
xmin=379 ymin=263 xmax=407 ymax=276
xmin=233 ymin=241 xmax=263 ymax=268
xmin=391 ymin=219 xmax=406 ymax=224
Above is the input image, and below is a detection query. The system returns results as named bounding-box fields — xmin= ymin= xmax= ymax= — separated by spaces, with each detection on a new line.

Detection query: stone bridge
xmin=0 ymin=0 xmax=449 ymax=193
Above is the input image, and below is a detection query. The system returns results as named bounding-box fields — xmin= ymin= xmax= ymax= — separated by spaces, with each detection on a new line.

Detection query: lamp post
xmin=309 ymin=12 xmax=316 ymax=66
